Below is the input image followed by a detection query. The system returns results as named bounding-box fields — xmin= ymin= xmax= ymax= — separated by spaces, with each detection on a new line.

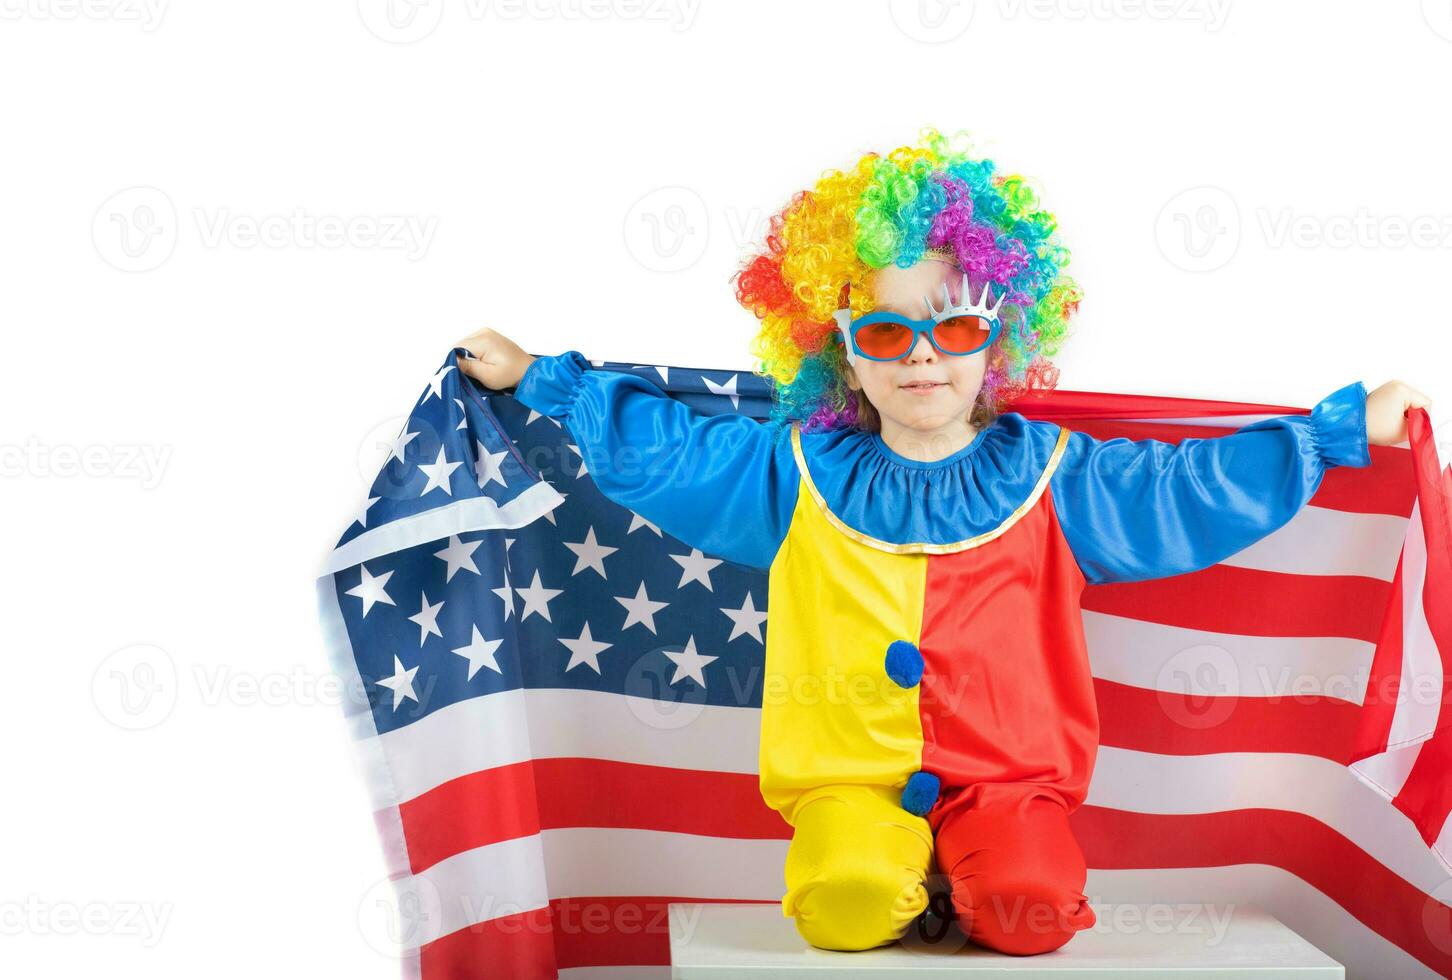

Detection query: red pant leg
xmin=932 ymin=786 xmax=1096 ymax=955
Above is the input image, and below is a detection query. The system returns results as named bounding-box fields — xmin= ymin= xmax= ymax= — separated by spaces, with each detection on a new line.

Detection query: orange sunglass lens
xmin=855 ymin=322 xmax=914 ymax=359
xmin=933 ymin=315 xmax=993 ymax=354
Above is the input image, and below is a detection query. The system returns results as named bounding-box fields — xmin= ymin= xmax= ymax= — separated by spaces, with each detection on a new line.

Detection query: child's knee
xmin=949 ymin=874 xmax=1096 ymax=956
xmin=785 ymin=858 xmax=929 ymax=951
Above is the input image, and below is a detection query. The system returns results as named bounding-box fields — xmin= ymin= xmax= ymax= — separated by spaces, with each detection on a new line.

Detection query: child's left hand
xmin=1366 ymin=380 xmax=1434 ymax=446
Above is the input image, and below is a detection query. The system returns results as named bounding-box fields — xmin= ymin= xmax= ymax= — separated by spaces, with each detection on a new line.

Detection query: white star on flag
xmin=615 ymin=581 xmax=669 ymax=634
xmin=627 ymin=513 xmax=662 ymax=537
xmin=703 ymin=373 xmax=740 ymax=409
xmin=354 ymin=496 xmax=381 ymax=529
xmin=419 ymin=446 xmax=462 ymax=496
xmin=434 ymin=534 xmax=482 ymax=581
xmin=452 ymin=625 xmax=504 ymax=680
xmin=346 ymin=565 xmax=395 ymax=616
xmin=541 ymin=493 xmax=568 ymax=525
xmin=517 ymin=570 xmax=564 ymax=623
xmin=376 ymin=655 xmax=420 ymax=710
xmin=663 ymin=635 xmax=718 ymax=688
xmin=670 ymin=548 xmax=724 ymax=591
xmin=454 ymin=398 xmax=469 ymax=431
xmin=525 ymin=408 xmax=563 ymax=429
xmin=408 ymin=592 xmax=445 ymax=646
xmin=566 ymin=443 xmax=590 ymax=479
xmin=721 ymin=591 xmax=768 ymax=644
xmin=559 ymin=622 xmax=613 ymax=674
xmin=387 ymin=428 xmax=419 ymax=465
xmin=563 ymin=526 xmax=618 ymax=578
xmin=424 ymin=364 xmax=454 ymax=401
xmin=475 ymin=439 xmax=509 ymax=489
xmin=492 ymin=572 xmax=516 ymax=621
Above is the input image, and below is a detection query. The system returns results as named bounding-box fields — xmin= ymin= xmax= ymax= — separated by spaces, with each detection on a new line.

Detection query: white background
xmin=2 ymin=1 xmax=1449 ymax=977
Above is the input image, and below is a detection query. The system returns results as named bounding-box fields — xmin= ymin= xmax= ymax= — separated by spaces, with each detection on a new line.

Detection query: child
xmin=454 ymin=129 xmax=1431 ymax=957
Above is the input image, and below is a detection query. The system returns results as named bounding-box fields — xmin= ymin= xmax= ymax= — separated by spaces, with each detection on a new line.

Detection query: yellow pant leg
xmin=780 ymin=784 xmax=934 ymax=951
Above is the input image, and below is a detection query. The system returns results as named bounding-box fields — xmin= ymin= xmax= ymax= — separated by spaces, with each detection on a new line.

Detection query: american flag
xmin=316 ymin=349 xmax=1452 ymax=979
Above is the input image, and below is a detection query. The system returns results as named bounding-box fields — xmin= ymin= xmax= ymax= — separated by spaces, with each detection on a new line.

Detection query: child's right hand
xmin=453 ymin=327 xmax=538 ymax=390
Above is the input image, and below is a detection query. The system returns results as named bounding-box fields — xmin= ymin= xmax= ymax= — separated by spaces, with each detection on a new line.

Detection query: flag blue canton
xmin=325 ymin=349 xmax=774 ymax=737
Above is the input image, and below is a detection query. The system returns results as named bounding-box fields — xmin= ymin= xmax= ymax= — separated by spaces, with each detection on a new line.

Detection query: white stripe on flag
xmin=371 ymin=688 xmax=761 ymax=804
xmin=1088 ymin=746 xmax=1452 ymax=895
xmin=356 ymin=684 xmax=1452 ymax=897
xmin=1391 ymin=499 xmax=1444 ymax=749
xmin=402 ymin=829 xmax=786 ymax=948
xmin=1083 ymin=609 xmax=1374 ymax=705
xmin=319 ymin=480 xmax=565 ymax=576
xmin=1222 ymin=505 xmax=1407 ymax=580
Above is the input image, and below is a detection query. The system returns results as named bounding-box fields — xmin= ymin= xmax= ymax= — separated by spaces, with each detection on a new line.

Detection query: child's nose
xmin=904 ymin=332 xmax=937 ymax=362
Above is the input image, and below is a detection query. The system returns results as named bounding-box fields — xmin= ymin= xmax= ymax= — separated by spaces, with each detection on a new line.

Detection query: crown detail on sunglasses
xmin=925 ymin=273 xmax=1006 ymax=323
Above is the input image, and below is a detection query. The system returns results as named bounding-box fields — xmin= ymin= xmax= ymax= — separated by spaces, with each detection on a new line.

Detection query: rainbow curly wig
xmin=732 ymin=127 xmax=1082 ymax=433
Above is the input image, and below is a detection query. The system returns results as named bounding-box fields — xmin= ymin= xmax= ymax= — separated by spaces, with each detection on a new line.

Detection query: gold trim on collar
xmin=789 ymin=422 xmax=1071 ymax=555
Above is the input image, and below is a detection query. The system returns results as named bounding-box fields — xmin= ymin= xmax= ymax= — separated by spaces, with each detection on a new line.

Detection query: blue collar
xmin=794 ymin=414 xmax=1066 ymax=550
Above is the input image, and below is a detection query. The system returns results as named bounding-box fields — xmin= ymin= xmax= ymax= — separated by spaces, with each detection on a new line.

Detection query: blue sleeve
xmin=1049 ymin=380 xmax=1371 ymax=585
xmin=512 ymin=350 xmax=800 ymax=572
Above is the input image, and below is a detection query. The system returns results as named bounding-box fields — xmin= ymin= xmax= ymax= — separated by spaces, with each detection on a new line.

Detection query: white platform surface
xmin=668 ymin=901 xmax=1344 ymax=978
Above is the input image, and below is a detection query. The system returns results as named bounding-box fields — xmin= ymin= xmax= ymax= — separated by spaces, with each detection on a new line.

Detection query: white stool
xmin=667 ymin=901 xmax=1344 ymax=978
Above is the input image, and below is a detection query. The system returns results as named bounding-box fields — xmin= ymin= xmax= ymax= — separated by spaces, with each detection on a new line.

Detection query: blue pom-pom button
xmin=901 ymin=770 xmax=940 ymax=816
xmin=884 ymin=640 xmax=923 ymax=689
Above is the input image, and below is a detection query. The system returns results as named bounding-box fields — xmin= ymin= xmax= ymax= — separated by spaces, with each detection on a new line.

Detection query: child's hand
xmin=1366 ymin=380 xmax=1434 ymax=446
xmin=453 ymin=327 xmax=537 ymax=390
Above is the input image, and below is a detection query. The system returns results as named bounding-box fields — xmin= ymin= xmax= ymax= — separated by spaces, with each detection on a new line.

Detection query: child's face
xmin=845 ymin=261 xmax=989 ymax=435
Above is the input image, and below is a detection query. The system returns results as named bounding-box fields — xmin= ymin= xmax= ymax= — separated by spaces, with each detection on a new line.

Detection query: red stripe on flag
xmin=1083 ymin=565 xmax=1391 ymax=643
xmin=418 ymin=902 xmax=557 ymax=980
xmin=401 ymin=759 xmax=790 ymax=874
xmin=1352 ymin=553 xmax=1406 ymax=761
xmin=1389 ymin=411 xmax=1452 ymax=843
xmin=1094 ymin=678 xmax=1362 ymax=759
xmin=1072 ymin=805 xmax=1452 ymax=977
xmin=1351 ymin=410 xmax=1452 ymax=769
xmin=1393 ymin=729 xmax=1452 ymax=849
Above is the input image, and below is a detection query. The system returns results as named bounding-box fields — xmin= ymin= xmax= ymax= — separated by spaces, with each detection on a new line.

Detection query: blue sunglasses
xmin=832 ymin=274 xmax=1005 ymax=364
